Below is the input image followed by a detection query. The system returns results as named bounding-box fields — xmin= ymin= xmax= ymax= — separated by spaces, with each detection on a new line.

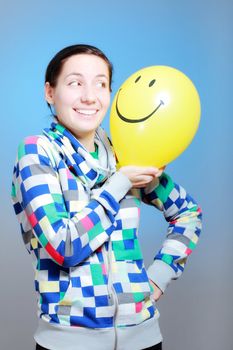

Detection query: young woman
xmin=11 ymin=44 xmax=202 ymax=350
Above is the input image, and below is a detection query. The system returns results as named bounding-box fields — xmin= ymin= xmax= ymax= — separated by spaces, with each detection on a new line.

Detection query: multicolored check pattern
xmin=11 ymin=121 xmax=202 ymax=328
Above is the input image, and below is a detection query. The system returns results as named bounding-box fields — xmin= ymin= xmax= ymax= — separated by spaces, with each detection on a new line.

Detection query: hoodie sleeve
xmin=11 ymin=136 xmax=132 ymax=268
xmin=139 ymin=172 xmax=202 ymax=293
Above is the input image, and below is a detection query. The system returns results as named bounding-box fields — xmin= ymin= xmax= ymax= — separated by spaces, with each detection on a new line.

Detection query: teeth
xmin=76 ymin=109 xmax=97 ymax=115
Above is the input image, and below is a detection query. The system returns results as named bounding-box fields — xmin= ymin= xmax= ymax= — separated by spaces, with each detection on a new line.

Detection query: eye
xmin=135 ymin=76 xmax=141 ymax=83
xmin=96 ymin=81 xmax=107 ymax=88
xmin=69 ymin=80 xmax=81 ymax=87
xmin=149 ymin=79 xmax=156 ymax=87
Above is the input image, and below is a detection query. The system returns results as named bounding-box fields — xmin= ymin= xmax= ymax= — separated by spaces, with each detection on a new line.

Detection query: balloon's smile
xmin=116 ymin=89 xmax=164 ymax=123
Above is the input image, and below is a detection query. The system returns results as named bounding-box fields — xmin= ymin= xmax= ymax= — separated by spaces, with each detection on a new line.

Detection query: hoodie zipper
xmin=103 ymin=240 xmax=119 ymax=350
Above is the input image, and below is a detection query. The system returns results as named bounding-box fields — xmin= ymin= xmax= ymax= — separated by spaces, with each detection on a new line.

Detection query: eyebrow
xmin=65 ymin=73 xmax=108 ymax=79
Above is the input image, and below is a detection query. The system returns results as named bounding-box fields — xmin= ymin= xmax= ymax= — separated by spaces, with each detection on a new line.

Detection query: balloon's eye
xmin=135 ymin=76 xmax=141 ymax=83
xmin=149 ymin=79 xmax=156 ymax=87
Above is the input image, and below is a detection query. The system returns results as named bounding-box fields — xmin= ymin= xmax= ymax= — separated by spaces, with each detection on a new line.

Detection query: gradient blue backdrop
xmin=1 ymin=0 xmax=232 ymax=349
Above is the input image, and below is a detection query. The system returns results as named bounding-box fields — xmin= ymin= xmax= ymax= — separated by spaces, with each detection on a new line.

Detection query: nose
xmin=80 ymin=85 xmax=96 ymax=104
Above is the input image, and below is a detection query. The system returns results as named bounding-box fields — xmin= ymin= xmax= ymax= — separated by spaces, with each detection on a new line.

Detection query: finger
xmin=142 ymin=167 xmax=160 ymax=176
xmin=133 ymin=180 xmax=153 ymax=188
xmin=135 ymin=175 xmax=154 ymax=183
xmin=142 ymin=168 xmax=164 ymax=178
xmin=133 ymin=184 xmax=146 ymax=188
xmin=156 ymin=170 xmax=163 ymax=177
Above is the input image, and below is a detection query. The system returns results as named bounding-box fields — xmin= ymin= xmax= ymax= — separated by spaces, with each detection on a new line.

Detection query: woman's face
xmin=45 ymin=54 xmax=111 ymax=140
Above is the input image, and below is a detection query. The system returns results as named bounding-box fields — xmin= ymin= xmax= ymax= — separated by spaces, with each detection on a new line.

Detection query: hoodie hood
xmin=42 ymin=118 xmax=117 ymax=189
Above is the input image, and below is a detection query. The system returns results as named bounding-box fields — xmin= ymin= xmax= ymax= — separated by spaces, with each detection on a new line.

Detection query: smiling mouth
xmin=116 ymin=89 xmax=164 ymax=123
xmin=73 ymin=108 xmax=98 ymax=116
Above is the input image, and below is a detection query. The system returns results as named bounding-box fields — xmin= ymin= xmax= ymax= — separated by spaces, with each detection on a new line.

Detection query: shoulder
xmin=19 ymin=134 xmax=52 ymax=148
xmin=17 ymin=135 xmax=41 ymax=158
xmin=16 ymin=134 xmax=56 ymax=167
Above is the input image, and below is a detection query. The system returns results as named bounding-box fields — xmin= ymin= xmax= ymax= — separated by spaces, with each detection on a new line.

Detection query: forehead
xmin=59 ymin=54 xmax=109 ymax=79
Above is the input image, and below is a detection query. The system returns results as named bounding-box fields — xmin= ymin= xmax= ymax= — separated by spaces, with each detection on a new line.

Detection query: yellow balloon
xmin=110 ymin=66 xmax=201 ymax=168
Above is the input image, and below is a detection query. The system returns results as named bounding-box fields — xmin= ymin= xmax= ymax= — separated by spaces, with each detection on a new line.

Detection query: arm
xmin=12 ymin=136 xmax=132 ymax=268
xmin=140 ymin=172 xmax=202 ymax=293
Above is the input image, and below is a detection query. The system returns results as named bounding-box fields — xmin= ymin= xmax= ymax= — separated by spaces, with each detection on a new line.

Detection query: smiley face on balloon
xmin=110 ymin=66 xmax=201 ymax=168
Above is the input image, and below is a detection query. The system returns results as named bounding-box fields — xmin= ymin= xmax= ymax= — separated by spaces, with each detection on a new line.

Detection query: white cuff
xmin=147 ymin=259 xmax=178 ymax=293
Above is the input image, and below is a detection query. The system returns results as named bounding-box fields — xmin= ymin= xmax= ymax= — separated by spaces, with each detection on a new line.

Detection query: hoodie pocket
xmin=56 ymin=262 xmax=115 ymax=322
xmin=112 ymin=260 xmax=151 ymax=300
xmin=111 ymin=260 xmax=158 ymax=325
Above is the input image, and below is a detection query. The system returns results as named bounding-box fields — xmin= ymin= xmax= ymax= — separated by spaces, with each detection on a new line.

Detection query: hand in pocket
xmin=149 ymin=279 xmax=163 ymax=301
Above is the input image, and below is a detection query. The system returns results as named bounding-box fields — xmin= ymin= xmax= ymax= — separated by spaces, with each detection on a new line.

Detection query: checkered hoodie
xmin=11 ymin=119 xmax=202 ymax=349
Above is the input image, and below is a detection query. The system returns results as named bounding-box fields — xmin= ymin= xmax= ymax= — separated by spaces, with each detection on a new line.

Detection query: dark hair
xmin=45 ymin=44 xmax=113 ymax=87
xmin=45 ymin=44 xmax=113 ymax=113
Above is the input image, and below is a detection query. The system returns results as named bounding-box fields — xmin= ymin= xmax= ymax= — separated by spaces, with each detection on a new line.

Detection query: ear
xmin=45 ymin=82 xmax=55 ymax=105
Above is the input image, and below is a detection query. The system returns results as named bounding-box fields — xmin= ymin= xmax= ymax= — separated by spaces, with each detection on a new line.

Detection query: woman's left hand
xmin=149 ymin=279 xmax=163 ymax=301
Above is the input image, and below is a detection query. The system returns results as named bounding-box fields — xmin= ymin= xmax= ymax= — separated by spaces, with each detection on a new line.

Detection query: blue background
xmin=1 ymin=0 xmax=232 ymax=349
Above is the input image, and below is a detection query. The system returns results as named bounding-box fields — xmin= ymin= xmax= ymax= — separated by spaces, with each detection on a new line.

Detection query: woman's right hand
xmin=119 ymin=165 xmax=164 ymax=188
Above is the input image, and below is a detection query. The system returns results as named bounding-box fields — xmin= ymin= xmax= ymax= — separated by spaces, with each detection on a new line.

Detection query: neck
xmin=75 ymin=132 xmax=96 ymax=152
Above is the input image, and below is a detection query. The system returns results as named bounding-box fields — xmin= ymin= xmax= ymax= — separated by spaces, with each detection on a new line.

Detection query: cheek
xmin=55 ymin=88 xmax=77 ymax=107
xmin=102 ymin=92 xmax=111 ymax=108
